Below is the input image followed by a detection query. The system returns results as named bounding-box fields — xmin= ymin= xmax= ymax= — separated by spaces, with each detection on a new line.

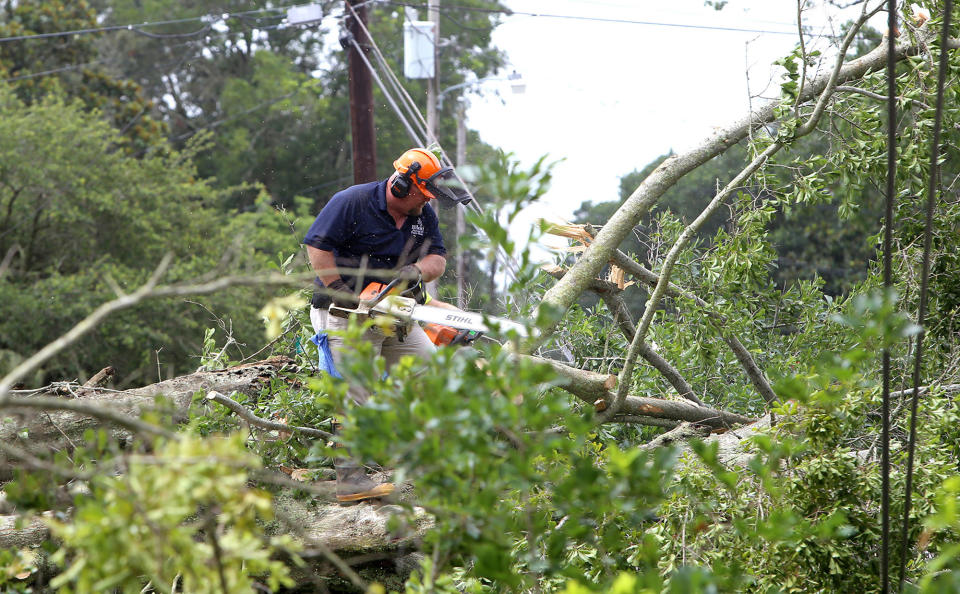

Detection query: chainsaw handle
xmin=368 ymin=277 xmax=403 ymax=307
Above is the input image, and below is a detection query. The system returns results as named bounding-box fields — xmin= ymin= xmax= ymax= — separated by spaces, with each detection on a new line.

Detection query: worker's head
xmin=390 ymin=148 xmax=472 ymax=207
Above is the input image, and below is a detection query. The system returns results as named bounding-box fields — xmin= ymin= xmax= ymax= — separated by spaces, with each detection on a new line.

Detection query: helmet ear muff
xmin=391 ymin=161 xmax=422 ymax=198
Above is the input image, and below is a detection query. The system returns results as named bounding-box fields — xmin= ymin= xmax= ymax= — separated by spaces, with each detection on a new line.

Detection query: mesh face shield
xmin=420 ymin=167 xmax=472 ymax=206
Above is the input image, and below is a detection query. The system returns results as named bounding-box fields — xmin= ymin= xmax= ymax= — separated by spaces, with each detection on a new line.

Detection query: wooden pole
xmin=346 ymin=0 xmax=376 ymax=183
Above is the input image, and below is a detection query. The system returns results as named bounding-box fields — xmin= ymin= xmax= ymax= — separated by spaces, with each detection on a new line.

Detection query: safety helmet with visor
xmin=393 ymin=148 xmax=472 ymax=206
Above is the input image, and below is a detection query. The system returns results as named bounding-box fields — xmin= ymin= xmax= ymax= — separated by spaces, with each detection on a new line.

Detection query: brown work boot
xmin=334 ymin=462 xmax=395 ymax=503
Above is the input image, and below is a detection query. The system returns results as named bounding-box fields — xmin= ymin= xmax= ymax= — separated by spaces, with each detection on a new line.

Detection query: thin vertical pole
xmin=456 ymin=102 xmax=467 ymax=309
xmin=898 ymin=2 xmax=953 ymax=590
xmin=880 ymin=0 xmax=898 ymax=591
xmin=426 ymin=0 xmax=440 ymax=143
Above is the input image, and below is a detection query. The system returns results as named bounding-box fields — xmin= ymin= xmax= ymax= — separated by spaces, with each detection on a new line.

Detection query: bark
xmin=0 ymin=490 xmax=432 ymax=587
xmin=273 ymin=491 xmax=433 ymax=554
xmin=543 ymin=265 xmax=706 ymax=407
xmin=521 ymin=354 xmax=754 ymax=428
xmin=519 ymin=354 xmax=618 ymax=403
xmin=639 ymin=422 xmax=712 ymax=451
xmin=639 ymin=415 xmax=775 ymax=467
xmin=0 ymin=513 xmax=50 ymax=549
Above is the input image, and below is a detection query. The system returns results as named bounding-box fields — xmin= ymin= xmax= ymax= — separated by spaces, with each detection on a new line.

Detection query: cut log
xmin=0 ymin=356 xmax=299 ymax=479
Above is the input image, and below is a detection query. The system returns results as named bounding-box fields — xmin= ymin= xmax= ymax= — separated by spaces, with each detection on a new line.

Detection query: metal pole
xmin=455 ymin=102 xmax=467 ymax=309
xmin=426 ymin=0 xmax=440 ymax=143
xmin=346 ymin=0 xmax=376 ymax=183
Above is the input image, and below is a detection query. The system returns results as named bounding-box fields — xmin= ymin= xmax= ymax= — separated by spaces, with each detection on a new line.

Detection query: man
xmin=303 ymin=147 xmax=469 ymax=502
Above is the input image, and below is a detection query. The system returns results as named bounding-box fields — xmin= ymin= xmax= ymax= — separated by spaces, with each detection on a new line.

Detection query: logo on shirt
xmin=411 ymin=219 xmax=425 ymax=236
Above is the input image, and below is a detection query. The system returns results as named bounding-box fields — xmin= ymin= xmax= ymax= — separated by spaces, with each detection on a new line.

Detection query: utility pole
xmin=426 ymin=0 xmax=440 ymax=143
xmin=345 ymin=0 xmax=376 ymax=183
xmin=455 ymin=102 xmax=467 ymax=309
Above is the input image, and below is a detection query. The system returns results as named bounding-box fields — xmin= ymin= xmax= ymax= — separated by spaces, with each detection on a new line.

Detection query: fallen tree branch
xmin=610 ymin=250 xmax=778 ymax=405
xmin=0 ymin=395 xmax=175 ymax=439
xmin=206 ymin=390 xmax=332 ymax=439
xmin=835 ymin=84 xmax=932 ymax=109
xmin=543 ymin=266 xmax=706 ymax=407
xmin=0 ymin=357 xmax=298 ymax=479
xmin=610 ymin=415 xmax=680 ymax=429
xmin=639 ymin=422 xmax=711 ymax=450
xmin=519 ymin=355 xmax=618 ymax=403
xmin=594 ymin=286 xmax=706 ymax=407
xmin=534 ymin=10 xmax=950 ymax=343
xmin=519 ymin=355 xmax=753 ymax=428
xmin=0 ymin=513 xmax=51 ymax=550
xmin=0 ymin=262 xmax=321 ymax=399
xmin=605 ymin=5 xmax=885 ymax=419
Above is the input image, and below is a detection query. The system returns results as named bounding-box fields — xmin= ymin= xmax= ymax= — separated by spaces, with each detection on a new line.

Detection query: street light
xmin=437 ymin=70 xmax=525 ymax=110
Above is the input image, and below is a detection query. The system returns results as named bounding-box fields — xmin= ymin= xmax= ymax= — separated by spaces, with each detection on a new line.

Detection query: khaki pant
xmin=310 ymin=307 xmax=436 ymax=405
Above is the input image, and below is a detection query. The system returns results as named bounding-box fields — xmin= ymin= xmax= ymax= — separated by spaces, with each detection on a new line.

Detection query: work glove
xmin=396 ymin=264 xmax=428 ymax=304
xmin=326 ymin=279 xmax=357 ymax=308
xmin=397 ymin=264 xmax=422 ymax=284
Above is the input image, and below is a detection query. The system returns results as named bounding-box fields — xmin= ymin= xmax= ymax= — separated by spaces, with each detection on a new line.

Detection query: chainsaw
xmin=328 ymin=278 xmax=528 ymax=344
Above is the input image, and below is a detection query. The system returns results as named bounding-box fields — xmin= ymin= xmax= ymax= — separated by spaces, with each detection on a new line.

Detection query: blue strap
xmin=309 ymin=332 xmax=343 ymax=379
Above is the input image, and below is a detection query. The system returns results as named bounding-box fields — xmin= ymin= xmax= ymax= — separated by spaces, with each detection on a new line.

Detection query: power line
xmin=0 ymin=3 xmax=311 ymax=44
xmin=378 ymin=0 xmax=800 ymax=36
xmin=344 ymin=2 xmax=522 ymax=284
xmin=1 ymin=36 xmax=208 ymax=83
xmin=2 ymin=60 xmax=103 ymax=82
xmin=173 ymin=91 xmax=301 ymax=142
xmin=0 ymin=15 xmax=210 ymax=43
xmin=0 ymin=0 xmax=835 ymax=46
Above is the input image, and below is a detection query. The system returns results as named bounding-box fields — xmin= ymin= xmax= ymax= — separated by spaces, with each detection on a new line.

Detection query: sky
xmin=460 ymin=0 xmax=873 ymax=236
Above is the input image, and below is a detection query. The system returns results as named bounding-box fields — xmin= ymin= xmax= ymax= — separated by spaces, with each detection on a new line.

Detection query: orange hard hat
xmin=392 ymin=148 xmax=472 ymax=205
xmin=393 ymin=149 xmax=443 ymax=198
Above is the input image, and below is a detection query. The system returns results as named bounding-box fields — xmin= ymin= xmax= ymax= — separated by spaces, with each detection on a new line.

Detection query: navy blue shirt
xmin=303 ymin=179 xmax=446 ymax=301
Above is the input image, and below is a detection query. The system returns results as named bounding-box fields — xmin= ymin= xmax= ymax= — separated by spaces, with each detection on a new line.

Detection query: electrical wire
xmin=2 ymin=60 xmax=103 ymax=82
xmin=344 ymin=2 xmax=521 ymax=283
xmin=897 ymin=2 xmax=953 ymax=591
xmin=0 ymin=10 xmax=313 ymax=85
xmin=0 ymin=0 xmax=814 ymax=48
xmin=126 ymin=22 xmax=214 ymax=40
xmin=0 ymin=3 xmax=312 ymax=44
xmin=376 ymin=0 xmax=800 ymax=36
xmin=2 ymin=35 xmax=206 ymax=83
xmin=350 ymin=5 xmax=432 ymax=144
xmin=345 ymin=36 xmax=425 ymax=145
xmin=173 ymin=91 xmax=301 ymax=141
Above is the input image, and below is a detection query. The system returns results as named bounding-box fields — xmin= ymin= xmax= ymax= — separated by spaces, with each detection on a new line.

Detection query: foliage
xmin=47 ymin=433 xmax=299 ymax=593
xmin=461 ymin=149 xmax=557 ymax=314
xmin=0 ymin=0 xmax=167 ymax=151
xmin=334 ymin=331 xmax=676 ymax=592
xmin=91 ymin=0 xmax=510 ymax=211
xmin=651 ymin=290 xmax=959 ymax=593
xmin=0 ymin=88 xmax=290 ymax=384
